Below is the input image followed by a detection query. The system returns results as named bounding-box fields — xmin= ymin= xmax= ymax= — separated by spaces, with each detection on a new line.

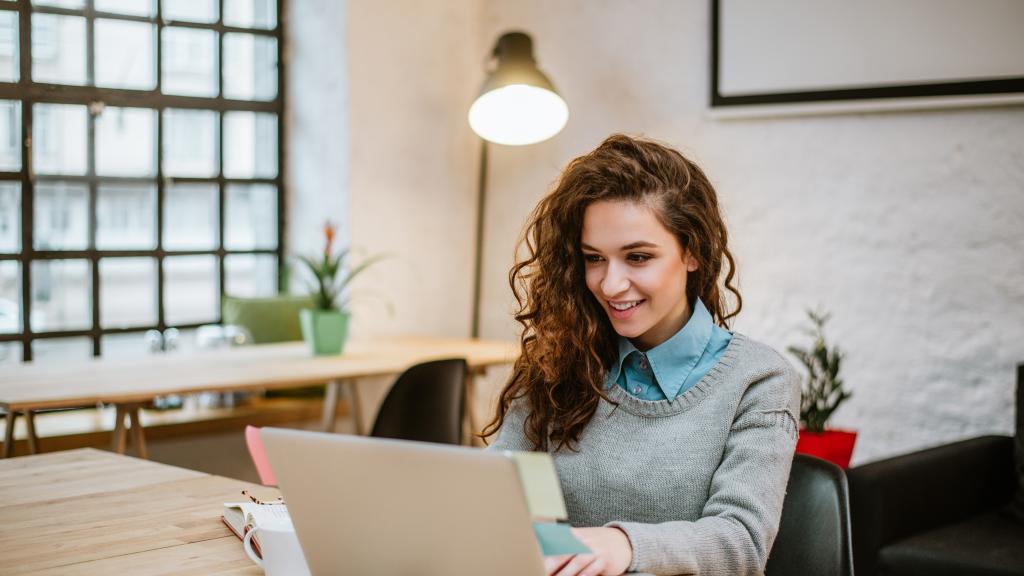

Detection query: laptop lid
xmin=260 ymin=427 xmax=545 ymax=576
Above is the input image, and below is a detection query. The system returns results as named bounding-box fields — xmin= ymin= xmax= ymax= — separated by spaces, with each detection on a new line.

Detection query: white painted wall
xmin=290 ymin=1 xmax=1024 ymax=463
xmin=476 ymin=0 xmax=1024 ymax=464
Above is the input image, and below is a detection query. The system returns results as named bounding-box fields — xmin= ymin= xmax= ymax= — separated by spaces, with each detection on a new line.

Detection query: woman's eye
xmin=583 ymin=254 xmax=603 ymax=263
xmin=627 ymin=253 xmax=652 ymax=263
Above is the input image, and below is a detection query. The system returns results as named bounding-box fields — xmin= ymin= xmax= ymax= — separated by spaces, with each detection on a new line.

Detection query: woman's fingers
xmin=544 ymin=555 xmax=574 ymax=575
xmin=553 ymin=553 xmax=605 ymax=576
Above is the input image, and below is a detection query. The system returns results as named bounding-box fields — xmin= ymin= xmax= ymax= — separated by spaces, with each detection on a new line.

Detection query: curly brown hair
xmin=480 ymin=134 xmax=742 ymax=452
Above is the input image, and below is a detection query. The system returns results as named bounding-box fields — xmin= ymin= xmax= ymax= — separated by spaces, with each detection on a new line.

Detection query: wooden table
xmin=0 ymin=336 xmax=518 ymax=458
xmin=0 ymin=448 xmax=264 ymax=575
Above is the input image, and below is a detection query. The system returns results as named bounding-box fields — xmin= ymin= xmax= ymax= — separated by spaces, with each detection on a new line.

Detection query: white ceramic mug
xmin=242 ymin=518 xmax=311 ymax=576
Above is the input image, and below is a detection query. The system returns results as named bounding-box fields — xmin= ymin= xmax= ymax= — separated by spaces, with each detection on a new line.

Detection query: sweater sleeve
xmin=485 ymin=397 xmax=535 ymax=452
xmin=608 ymin=360 xmax=801 ymax=576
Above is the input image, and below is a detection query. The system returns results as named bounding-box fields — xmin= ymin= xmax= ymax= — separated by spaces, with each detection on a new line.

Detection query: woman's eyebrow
xmin=580 ymin=241 xmax=658 ymax=251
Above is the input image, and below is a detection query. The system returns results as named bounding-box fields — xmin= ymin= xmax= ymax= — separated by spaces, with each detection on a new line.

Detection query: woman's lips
xmin=607 ymin=300 xmax=644 ymax=320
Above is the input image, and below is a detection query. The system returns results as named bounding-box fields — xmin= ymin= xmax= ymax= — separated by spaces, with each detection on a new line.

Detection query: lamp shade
xmin=469 ymin=32 xmax=568 ymax=146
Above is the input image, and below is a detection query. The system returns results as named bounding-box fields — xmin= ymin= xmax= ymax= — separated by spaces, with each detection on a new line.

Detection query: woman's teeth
xmin=609 ymin=301 xmax=641 ymax=311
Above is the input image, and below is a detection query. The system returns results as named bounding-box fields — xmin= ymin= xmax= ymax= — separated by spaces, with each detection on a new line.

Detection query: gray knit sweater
xmin=490 ymin=333 xmax=801 ymax=576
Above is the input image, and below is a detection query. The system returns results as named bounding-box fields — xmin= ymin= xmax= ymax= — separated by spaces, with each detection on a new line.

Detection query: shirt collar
xmin=607 ymin=298 xmax=715 ymax=399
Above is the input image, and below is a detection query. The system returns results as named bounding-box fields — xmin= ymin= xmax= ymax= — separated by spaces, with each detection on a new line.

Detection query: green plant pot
xmin=299 ymin=309 xmax=350 ymax=356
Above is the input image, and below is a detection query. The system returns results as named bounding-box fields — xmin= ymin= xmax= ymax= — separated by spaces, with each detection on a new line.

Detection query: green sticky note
xmin=533 ymin=522 xmax=591 ymax=557
xmin=507 ymin=451 xmax=568 ymax=521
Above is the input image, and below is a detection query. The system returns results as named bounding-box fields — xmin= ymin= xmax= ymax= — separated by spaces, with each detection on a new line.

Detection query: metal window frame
xmin=0 ymin=0 xmax=286 ymax=362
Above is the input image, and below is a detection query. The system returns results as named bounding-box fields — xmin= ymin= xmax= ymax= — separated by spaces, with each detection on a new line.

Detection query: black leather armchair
xmin=847 ymin=364 xmax=1024 ymax=576
xmin=848 ymin=435 xmax=1023 ymax=576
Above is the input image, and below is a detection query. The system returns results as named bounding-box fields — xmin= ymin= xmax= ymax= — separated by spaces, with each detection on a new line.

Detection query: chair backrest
xmin=370 ymin=358 xmax=467 ymax=445
xmin=221 ymin=295 xmax=312 ymax=344
xmin=766 ymin=454 xmax=855 ymax=576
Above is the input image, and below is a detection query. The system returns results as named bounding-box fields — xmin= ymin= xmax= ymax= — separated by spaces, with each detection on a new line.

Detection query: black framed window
xmin=0 ymin=0 xmax=285 ymax=363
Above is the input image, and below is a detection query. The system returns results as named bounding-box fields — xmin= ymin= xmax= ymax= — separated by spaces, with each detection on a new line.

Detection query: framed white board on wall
xmin=710 ymin=0 xmax=1024 ymax=116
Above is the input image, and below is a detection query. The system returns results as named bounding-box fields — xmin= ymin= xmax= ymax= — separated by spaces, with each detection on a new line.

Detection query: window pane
xmin=97 ymin=183 xmax=156 ymax=249
xmin=100 ymin=257 xmax=157 ymax=328
xmin=95 ymin=19 xmax=156 ymax=90
xmin=96 ymin=0 xmax=156 ymax=17
xmin=34 ymin=181 xmax=89 ymax=250
xmin=223 ymin=33 xmax=277 ymax=101
xmin=161 ymin=27 xmax=217 ymax=97
xmin=32 ymin=0 xmax=85 ymax=8
xmin=96 ymin=106 xmax=156 ymax=177
xmin=164 ymin=255 xmax=218 ymax=325
xmin=30 ymin=259 xmax=91 ymax=331
xmin=0 ymin=260 xmax=19 ymax=333
xmin=0 ymin=100 xmax=20 ymax=171
xmin=0 ymin=181 xmax=18 ymax=252
xmin=225 ymin=254 xmax=276 ymax=298
xmin=0 ymin=342 xmax=21 ymax=365
xmin=223 ymin=111 xmax=277 ymax=178
xmin=33 ymin=103 xmax=87 ymax=175
xmin=32 ymin=337 xmax=92 ymax=362
xmin=163 ymin=108 xmax=218 ymax=176
xmin=31 ymin=14 xmax=86 ymax=86
xmin=0 ymin=11 xmax=19 ymax=82
xmin=164 ymin=182 xmax=217 ymax=250
xmin=225 ymin=184 xmax=276 ymax=250
xmin=101 ymin=331 xmax=154 ymax=357
xmin=224 ymin=0 xmax=276 ymax=29
xmin=162 ymin=0 xmax=218 ymax=24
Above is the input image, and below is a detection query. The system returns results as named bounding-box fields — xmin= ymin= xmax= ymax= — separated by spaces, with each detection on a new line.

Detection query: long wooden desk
xmin=0 ymin=336 xmax=518 ymax=458
xmin=0 ymin=448 xmax=264 ymax=574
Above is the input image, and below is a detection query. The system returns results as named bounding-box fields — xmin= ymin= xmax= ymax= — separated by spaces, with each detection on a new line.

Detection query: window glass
xmin=223 ymin=111 xmax=277 ymax=178
xmin=0 ymin=181 xmax=19 ymax=252
xmin=33 ymin=103 xmax=88 ymax=175
xmin=225 ymin=183 xmax=276 ymax=250
xmin=30 ymin=259 xmax=91 ymax=331
xmin=100 ymin=257 xmax=157 ymax=328
xmin=223 ymin=33 xmax=277 ymax=101
xmin=31 ymin=14 xmax=87 ymax=86
xmin=95 ymin=19 xmax=156 ymax=90
xmin=34 ymin=181 xmax=89 ymax=250
xmin=162 ymin=27 xmax=218 ymax=97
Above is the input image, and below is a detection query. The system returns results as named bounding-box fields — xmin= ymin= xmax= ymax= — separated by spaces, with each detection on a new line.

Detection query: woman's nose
xmin=600 ymin=262 xmax=630 ymax=296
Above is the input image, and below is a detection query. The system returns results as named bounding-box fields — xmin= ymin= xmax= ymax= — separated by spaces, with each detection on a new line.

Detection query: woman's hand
xmin=543 ymin=527 xmax=632 ymax=576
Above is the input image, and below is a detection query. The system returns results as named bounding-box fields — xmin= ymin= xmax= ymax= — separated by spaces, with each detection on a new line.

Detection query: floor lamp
xmin=467 ymin=31 xmax=568 ymax=338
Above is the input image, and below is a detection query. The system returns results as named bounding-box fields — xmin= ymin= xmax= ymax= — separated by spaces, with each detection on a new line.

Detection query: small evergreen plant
xmin=787 ymin=309 xmax=851 ymax=434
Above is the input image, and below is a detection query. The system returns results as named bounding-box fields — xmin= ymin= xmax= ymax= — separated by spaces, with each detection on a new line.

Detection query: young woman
xmin=483 ymin=135 xmax=800 ymax=576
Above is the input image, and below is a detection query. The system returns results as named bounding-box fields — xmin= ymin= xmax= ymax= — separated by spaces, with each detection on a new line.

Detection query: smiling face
xmin=581 ymin=199 xmax=697 ymax=351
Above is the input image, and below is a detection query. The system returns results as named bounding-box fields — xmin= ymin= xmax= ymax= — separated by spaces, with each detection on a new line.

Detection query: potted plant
xmin=295 ymin=221 xmax=383 ymax=356
xmin=788 ymin=309 xmax=857 ymax=468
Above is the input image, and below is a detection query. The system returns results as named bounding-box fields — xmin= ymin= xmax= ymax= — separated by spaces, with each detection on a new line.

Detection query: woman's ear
xmin=684 ymin=252 xmax=699 ymax=273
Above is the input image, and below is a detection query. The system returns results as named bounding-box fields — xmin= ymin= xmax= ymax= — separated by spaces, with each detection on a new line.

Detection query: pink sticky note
xmin=245 ymin=425 xmax=277 ymax=486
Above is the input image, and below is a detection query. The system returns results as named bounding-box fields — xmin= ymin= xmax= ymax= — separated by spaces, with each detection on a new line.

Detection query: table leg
xmin=127 ymin=406 xmax=147 ymax=459
xmin=24 ymin=410 xmax=38 ymax=454
xmin=322 ymin=380 xmax=341 ymax=433
xmin=2 ymin=410 xmax=16 ymax=458
xmin=348 ymin=381 xmax=365 ymax=436
xmin=112 ymin=405 xmax=128 ymax=454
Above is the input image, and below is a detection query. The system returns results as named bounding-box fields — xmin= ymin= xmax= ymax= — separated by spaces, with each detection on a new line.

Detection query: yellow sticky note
xmin=506 ymin=451 xmax=568 ymax=521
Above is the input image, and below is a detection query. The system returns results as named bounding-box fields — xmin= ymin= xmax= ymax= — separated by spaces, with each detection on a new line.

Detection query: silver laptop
xmin=260 ymin=427 xmax=545 ymax=576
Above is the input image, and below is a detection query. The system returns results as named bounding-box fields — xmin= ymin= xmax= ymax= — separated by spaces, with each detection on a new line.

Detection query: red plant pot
xmin=795 ymin=429 xmax=858 ymax=469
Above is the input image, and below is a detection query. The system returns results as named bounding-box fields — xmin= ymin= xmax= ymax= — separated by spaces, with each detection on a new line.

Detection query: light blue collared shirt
xmin=607 ymin=298 xmax=732 ymax=401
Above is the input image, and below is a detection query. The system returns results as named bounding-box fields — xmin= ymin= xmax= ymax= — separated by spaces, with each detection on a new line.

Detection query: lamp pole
xmin=470 ymin=140 xmax=488 ymax=339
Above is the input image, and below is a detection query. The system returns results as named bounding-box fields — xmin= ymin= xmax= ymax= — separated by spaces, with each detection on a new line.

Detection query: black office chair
xmin=370 ymin=358 xmax=467 ymax=445
xmin=766 ymin=453 xmax=855 ymax=576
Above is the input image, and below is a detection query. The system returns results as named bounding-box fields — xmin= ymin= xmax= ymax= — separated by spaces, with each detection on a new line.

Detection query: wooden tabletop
xmin=0 ymin=448 xmax=263 ymax=575
xmin=0 ymin=336 xmax=519 ymax=412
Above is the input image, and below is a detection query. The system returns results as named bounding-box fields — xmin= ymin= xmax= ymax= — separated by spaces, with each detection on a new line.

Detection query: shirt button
xmin=639 ymin=357 xmax=648 ymax=370
xmin=634 ymin=386 xmax=642 ymax=394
